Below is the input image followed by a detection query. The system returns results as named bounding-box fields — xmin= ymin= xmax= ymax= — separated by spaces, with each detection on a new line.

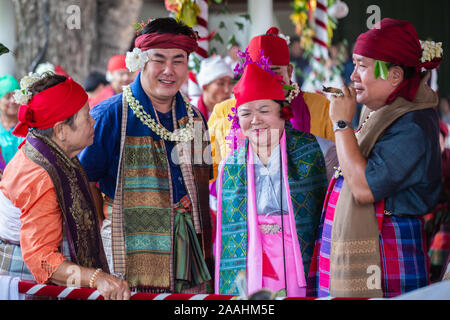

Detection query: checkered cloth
xmin=0 ymin=240 xmax=34 ymax=281
xmin=308 ymin=175 xmax=429 ymax=298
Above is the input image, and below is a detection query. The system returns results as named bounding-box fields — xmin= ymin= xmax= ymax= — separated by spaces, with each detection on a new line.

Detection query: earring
xmin=61 ymin=138 xmax=66 ymax=142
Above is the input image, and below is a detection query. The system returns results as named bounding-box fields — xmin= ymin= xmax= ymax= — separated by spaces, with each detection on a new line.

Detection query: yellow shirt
xmin=207 ymin=93 xmax=334 ymax=181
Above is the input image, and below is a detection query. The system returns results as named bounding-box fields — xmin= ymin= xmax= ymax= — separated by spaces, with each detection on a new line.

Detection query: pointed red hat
xmin=234 ymin=64 xmax=285 ymax=108
xmin=247 ymin=27 xmax=290 ymax=66
xmin=107 ymin=55 xmax=127 ymax=73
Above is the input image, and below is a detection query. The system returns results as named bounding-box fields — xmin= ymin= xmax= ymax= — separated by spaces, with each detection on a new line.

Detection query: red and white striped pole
xmin=18 ymin=281 xmax=235 ymax=300
xmin=312 ymin=0 xmax=329 ymax=92
xmin=188 ymin=0 xmax=210 ymax=102
xmin=17 ymin=281 xmax=372 ymax=300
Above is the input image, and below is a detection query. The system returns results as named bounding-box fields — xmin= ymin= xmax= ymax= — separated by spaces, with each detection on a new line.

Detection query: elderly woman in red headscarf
xmin=0 ymin=72 xmax=130 ymax=300
xmin=308 ymin=18 xmax=443 ymax=298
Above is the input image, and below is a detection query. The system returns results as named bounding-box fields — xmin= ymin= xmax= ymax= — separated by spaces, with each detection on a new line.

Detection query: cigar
xmin=322 ymin=86 xmax=344 ymax=96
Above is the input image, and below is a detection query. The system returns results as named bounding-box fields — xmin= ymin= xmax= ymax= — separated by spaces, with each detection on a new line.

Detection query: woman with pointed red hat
xmin=214 ymin=62 xmax=337 ymax=298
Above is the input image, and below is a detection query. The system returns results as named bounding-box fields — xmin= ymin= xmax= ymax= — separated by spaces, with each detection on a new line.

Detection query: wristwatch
xmin=333 ymin=120 xmax=354 ymax=133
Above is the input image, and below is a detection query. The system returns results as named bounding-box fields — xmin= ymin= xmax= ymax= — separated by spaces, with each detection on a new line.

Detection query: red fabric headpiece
xmin=135 ymin=32 xmax=198 ymax=54
xmin=107 ymin=55 xmax=127 ymax=72
xmin=234 ymin=64 xmax=285 ymax=108
xmin=248 ymin=27 xmax=290 ymax=66
xmin=354 ymin=18 xmax=442 ymax=104
xmin=13 ymin=78 xmax=88 ymax=137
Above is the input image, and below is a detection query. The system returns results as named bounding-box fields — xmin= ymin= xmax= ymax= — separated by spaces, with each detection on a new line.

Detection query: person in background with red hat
xmin=0 ymin=72 xmax=130 ymax=299
xmin=89 ymin=55 xmax=135 ymax=108
xmin=308 ymin=18 xmax=443 ymax=298
xmin=214 ymin=62 xmax=337 ymax=298
xmin=79 ymin=17 xmax=213 ymax=294
xmin=208 ymin=26 xmax=335 ymax=193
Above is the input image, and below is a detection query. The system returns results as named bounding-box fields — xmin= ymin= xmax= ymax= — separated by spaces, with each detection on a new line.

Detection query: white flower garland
xmin=123 ymin=86 xmax=195 ymax=142
xmin=420 ymin=40 xmax=443 ymax=63
xmin=286 ymin=82 xmax=300 ymax=104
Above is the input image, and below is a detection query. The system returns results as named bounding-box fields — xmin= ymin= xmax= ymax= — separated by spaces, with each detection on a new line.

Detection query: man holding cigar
xmin=308 ymin=18 xmax=443 ymax=298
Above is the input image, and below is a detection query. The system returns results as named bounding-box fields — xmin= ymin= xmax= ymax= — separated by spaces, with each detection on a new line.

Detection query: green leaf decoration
xmin=219 ymin=6 xmax=232 ymax=14
xmin=228 ymin=35 xmax=237 ymax=47
xmin=218 ymin=21 xmax=227 ymax=29
xmin=374 ymin=60 xmax=390 ymax=80
xmin=210 ymin=47 xmax=218 ymax=56
xmin=235 ymin=21 xmax=244 ymax=31
xmin=212 ymin=32 xmax=224 ymax=44
xmin=0 ymin=43 xmax=10 ymax=56
xmin=214 ymin=0 xmax=223 ymax=3
xmin=239 ymin=14 xmax=251 ymax=22
xmin=283 ymin=84 xmax=295 ymax=91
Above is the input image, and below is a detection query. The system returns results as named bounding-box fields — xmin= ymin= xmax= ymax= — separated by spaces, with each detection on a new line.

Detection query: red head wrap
xmin=135 ymin=32 xmax=198 ymax=54
xmin=354 ymin=18 xmax=442 ymax=104
xmin=12 ymin=78 xmax=88 ymax=138
xmin=234 ymin=64 xmax=285 ymax=108
xmin=247 ymin=27 xmax=290 ymax=66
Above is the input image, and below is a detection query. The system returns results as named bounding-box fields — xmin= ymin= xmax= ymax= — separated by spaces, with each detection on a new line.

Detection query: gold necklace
xmin=124 ymin=86 xmax=195 ymax=142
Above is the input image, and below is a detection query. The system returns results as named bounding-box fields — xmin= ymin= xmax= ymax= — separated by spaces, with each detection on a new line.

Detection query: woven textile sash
xmin=24 ymin=132 xmax=109 ymax=272
xmin=113 ymin=83 xmax=212 ymax=292
xmin=174 ymin=195 xmax=211 ymax=293
xmin=329 ymin=74 xmax=439 ymax=297
xmin=216 ymin=128 xmax=327 ymax=295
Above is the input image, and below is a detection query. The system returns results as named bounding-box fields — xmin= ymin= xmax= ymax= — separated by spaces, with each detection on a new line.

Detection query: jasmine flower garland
xmin=124 ymin=86 xmax=195 ymax=142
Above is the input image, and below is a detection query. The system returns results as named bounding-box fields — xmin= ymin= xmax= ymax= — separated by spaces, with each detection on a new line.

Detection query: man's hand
xmin=329 ymin=85 xmax=357 ymax=123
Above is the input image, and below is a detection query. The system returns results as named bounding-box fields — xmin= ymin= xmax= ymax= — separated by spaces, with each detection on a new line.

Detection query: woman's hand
xmin=329 ymin=85 xmax=357 ymax=123
xmin=94 ymin=271 xmax=131 ymax=300
xmin=50 ymin=262 xmax=131 ymax=300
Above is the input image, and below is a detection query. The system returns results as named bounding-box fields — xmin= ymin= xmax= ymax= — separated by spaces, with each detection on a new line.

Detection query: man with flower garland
xmin=79 ymin=17 xmax=213 ymax=293
xmin=208 ymin=27 xmax=335 ymax=184
xmin=308 ymin=18 xmax=443 ymax=298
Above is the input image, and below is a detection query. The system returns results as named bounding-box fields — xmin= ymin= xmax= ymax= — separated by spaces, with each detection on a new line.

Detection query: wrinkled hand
xmin=95 ymin=272 xmax=131 ymax=300
xmin=329 ymin=85 xmax=357 ymax=123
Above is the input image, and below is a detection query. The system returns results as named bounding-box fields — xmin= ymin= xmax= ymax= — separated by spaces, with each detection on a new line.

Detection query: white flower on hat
xmin=13 ymin=89 xmax=32 ymax=105
xmin=278 ymin=33 xmax=291 ymax=46
xmin=125 ymin=48 xmax=149 ymax=73
xmin=14 ymin=72 xmax=44 ymax=105
xmin=420 ymin=40 xmax=443 ymax=63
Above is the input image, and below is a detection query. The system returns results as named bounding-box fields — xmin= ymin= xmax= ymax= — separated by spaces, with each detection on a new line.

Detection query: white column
xmin=0 ymin=0 xmax=17 ymax=76
xmin=248 ymin=0 xmax=274 ymax=39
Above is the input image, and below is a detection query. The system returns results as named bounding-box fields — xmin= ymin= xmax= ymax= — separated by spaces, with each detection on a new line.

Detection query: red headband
xmin=135 ymin=32 xmax=198 ymax=54
xmin=13 ymin=78 xmax=88 ymax=138
xmin=354 ymin=18 xmax=442 ymax=104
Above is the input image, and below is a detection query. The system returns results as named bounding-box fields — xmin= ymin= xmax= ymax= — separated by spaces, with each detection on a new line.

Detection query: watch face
xmin=337 ymin=120 xmax=347 ymax=129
